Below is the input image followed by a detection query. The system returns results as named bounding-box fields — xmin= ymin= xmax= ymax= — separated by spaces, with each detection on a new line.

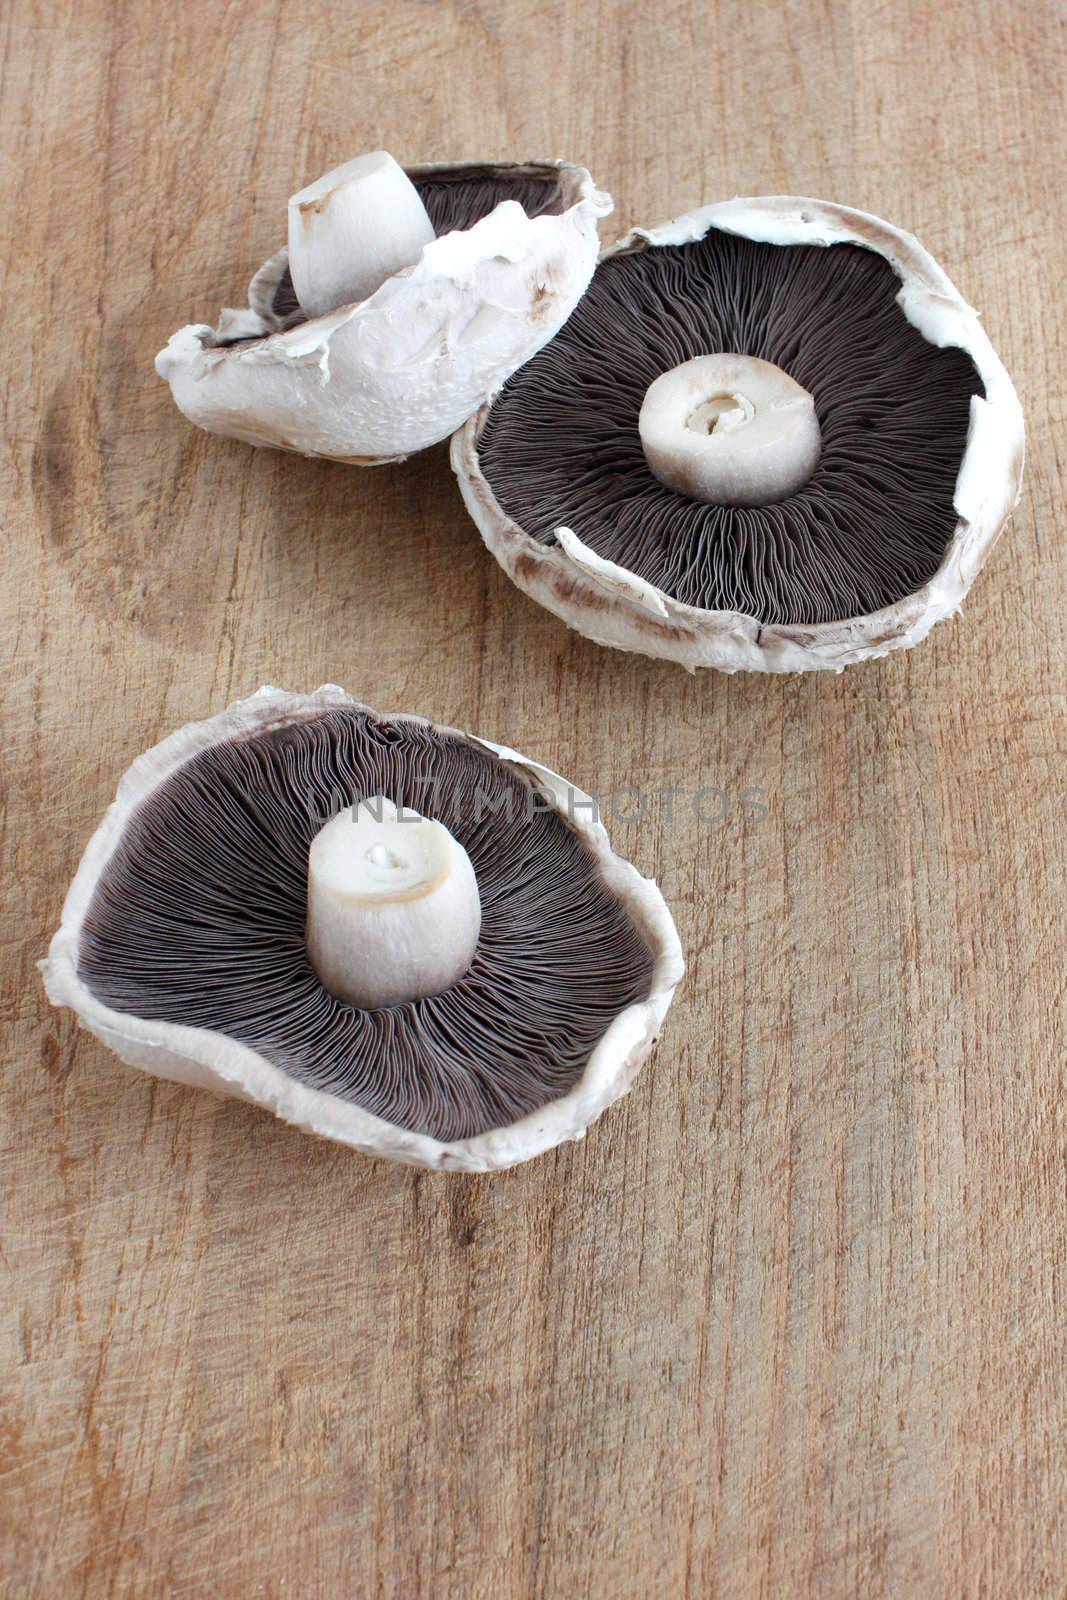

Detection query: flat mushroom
xmin=41 ymin=686 xmax=683 ymax=1173
xmin=452 ymin=197 xmax=1025 ymax=672
xmin=156 ymin=156 xmax=612 ymax=465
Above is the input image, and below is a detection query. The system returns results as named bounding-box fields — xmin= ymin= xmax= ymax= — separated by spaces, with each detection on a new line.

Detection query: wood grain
xmin=2 ymin=1 xmax=1064 ymax=1594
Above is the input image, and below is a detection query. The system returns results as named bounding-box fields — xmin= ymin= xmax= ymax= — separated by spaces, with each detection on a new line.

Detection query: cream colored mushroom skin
xmin=156 ymin=161 xmax=612 ymax=466
xmin=638 ymin=353 xmax=821 ymax=506
xmin=40 ymin=686 xmax=683 ymax=1173
xmin=305 ymin=796 xmax=482 ymax=1010
xmin=452 ymin=197 xmax=1026 ymax=673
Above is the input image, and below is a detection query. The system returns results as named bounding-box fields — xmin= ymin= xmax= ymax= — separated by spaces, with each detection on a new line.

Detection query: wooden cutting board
xmin=3 ymin=0 xmax=1063 ymax=1594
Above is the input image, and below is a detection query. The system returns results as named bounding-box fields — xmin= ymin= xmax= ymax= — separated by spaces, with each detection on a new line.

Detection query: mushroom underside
xmin=76 ymin=708 xmax=655 ymax=1143
xmin=269 ymin=166 xmax=567 ymax=327
xmin=474 ymin=229 xmax=985 ymax=626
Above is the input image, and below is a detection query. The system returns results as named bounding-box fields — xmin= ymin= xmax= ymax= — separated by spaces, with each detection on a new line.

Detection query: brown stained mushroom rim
xmin=471 ymin=225 xmax=986 ymax=625
xmin=75 ymin=705 xmax=657 ymax=1143
xmin=268 ymin=164 xmax=569 ymax=328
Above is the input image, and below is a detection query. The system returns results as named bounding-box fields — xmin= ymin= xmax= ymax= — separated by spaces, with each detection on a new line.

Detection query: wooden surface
xmin=3 ymin=1 xmax=1065 ymax=1594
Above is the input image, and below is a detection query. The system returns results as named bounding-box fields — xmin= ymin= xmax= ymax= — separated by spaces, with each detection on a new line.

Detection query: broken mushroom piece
xmin=452 ymin=197 xmax=1025 ymax=672
xmin=156 ymin=157 xmax=612 ymax=465
xmin=41 ymin=686 xmax=682 ymax=1172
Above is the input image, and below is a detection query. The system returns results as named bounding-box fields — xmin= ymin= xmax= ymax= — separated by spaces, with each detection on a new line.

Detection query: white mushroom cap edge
xmin=40 ymin=685 xmax=684 ymax=1174
xmin=451 ymin=196 xmax=1026 ymax=673
xmin=156 ymin=161 xmax=612 ymax=466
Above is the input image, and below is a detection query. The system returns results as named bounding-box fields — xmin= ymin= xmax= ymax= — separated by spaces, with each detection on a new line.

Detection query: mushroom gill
xmin=473 ymin=228 xmax=983 ymax=624
xmin=64 ymin=698 xmax=672 ymax=1150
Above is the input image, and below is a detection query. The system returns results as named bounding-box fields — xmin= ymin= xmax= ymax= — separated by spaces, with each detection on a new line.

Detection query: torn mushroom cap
xmin=452 ymin=196 xmax=1025 ymax=673
xmin=40 ymin=685 xmax=683 ymax=1173
xmin=156 ymin=159 xmax=612 ymax=465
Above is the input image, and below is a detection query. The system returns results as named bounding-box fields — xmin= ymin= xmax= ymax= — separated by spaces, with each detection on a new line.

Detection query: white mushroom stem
xmin=639 ymin=353 xmax=821 ymax=506
xmin=287 ymin=152 xmax=437 ymax=319
xmin=305 ymin=796 xmax=481 ymax=1010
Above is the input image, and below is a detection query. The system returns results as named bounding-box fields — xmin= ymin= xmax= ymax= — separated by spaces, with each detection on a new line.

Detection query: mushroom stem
xmin=306 ymin=796 xmax=481 ymax=1010
xmin=639 ymin=354 xmax=820 ymax=506
xmin=287 ymin=152 xmax=437 ymax=319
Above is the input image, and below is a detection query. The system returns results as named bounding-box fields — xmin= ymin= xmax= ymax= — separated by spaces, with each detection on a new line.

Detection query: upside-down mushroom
xmin=452 ymin=197 xmax=1024 ymax=671
xmin=41 ymin=687 xmax=682 ymax=1172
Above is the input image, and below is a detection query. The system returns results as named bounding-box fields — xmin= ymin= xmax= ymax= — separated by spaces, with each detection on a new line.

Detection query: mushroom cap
xmin=452 ymin=197 xmax=1025 ymax=672
xmin=156 ymin=161 xmax=612 ymax=465
xmin=41 ymin=686 xmax=683 ymax=1173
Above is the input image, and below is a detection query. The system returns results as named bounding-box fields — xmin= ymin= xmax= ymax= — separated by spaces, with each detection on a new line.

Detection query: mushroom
xmin=156 ymin=156 xmax=612 ymax=465
xmin=452 ymin=197 xmax=1025 ymax=672
xmin=41 ymin=686 xmax=682 ymax=1172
